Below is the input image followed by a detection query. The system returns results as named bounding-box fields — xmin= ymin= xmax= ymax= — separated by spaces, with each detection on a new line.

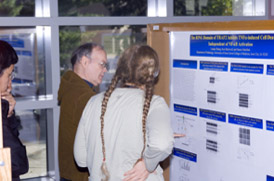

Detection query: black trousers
xmin=60 ymin=177 xmax=72 ymax=181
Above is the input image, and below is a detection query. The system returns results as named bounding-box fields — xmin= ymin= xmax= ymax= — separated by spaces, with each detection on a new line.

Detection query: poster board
xmin=147 ymin=20 xmax=274 ymax=181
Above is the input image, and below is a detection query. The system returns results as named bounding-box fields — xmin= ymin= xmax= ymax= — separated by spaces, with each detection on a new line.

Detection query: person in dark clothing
xmin=0 ymin=40 xmax=29 ymax=180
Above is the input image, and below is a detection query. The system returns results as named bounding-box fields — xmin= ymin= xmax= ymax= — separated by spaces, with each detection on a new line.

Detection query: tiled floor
xmin=22 ymin=177 xmax=55 ymax=181
xmin=16 ymin=110 xmax=51 ymax=180
xmin=20 ymin=141 xmax=51 ymax=180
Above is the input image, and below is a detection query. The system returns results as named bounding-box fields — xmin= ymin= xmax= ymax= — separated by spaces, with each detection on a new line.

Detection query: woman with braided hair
xmin=74 ymin=44 xmax=174 ymax=181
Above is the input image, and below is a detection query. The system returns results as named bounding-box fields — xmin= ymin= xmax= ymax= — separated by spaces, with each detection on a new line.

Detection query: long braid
xmin=100 ymin=75 xmax=120 ymax=181
xmin=140 ymin=78 xmax=154 ymax=157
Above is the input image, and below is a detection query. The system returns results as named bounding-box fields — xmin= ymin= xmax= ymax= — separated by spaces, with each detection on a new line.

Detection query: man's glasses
xmin=98 ymin=62 xmax=109 ymax=71
xmin=85 ymin=55 xmax=109 ymax=71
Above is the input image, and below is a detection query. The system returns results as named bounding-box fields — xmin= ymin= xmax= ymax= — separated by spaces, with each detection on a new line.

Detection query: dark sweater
xmin=58 ymin=70 xmax=96 ymax=180
xmin=2 ymin=99 xmax=29 ymax=180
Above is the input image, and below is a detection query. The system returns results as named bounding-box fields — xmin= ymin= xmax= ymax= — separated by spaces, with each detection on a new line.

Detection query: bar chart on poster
xmin=169 ymin=31 xmax=274 ymax=181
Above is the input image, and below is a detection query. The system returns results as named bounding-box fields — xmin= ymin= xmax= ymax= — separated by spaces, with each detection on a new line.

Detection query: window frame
xmin=0 ymin=0 xmax=271 ymax=179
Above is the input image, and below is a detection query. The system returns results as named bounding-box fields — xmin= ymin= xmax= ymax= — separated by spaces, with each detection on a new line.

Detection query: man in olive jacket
xmin=58 ymin=43 xmax=107 ymax=181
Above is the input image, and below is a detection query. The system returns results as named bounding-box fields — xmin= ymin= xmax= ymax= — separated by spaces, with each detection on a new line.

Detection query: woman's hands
xmin=123 ymin=134 xmax=185 ymax=181
xmin=123 ymin=159 xmax=149 ymax=181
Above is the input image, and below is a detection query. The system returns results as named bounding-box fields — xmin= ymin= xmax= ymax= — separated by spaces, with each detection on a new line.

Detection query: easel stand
xmin=0 ymin=98 xmax=12 ymax=180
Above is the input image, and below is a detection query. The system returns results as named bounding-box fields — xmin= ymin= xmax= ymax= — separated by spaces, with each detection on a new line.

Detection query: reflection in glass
xmin=16 ymin=109 xmax=48 ymax=179
xmin=0 ymin=27 xmax=47 ymax=97
xmin=58 ymin=0 xmax=147 ymax=16
xmin=174 ymin=0 xmax=265 ymax=16
xmin=59 ymin=25 xmax=147 ymax=92
xmin=0 ymin=0 xmax=35 ymax=17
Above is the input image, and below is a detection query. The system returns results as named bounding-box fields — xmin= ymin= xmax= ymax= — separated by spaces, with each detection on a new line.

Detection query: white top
xmin=74 ymin=88 xmax=174 ymax=181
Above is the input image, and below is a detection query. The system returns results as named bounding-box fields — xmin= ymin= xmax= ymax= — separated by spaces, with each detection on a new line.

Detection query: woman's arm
xmin=123 ymin=97 xmax=174 ymax=180
xmin=143 ymin=97 xmax=174 ymax=172
xmin=74 ymin=115 xmax=88 ymax=167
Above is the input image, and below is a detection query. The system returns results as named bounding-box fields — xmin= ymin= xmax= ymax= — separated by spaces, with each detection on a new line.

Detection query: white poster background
xmin=170 ymin=31 xmax=274 ymax=181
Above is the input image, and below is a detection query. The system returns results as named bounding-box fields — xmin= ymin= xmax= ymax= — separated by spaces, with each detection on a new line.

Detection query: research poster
xmin=169 ymin=31 xmax=274 ymax=181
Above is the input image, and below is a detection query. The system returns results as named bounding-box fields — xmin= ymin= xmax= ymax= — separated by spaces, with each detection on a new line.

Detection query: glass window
xmin=0 ymin=0 xmax=35 ymax=17
xmin=58 ymin=0 xmax=147 ymax=16
xmin=16 ymin=109 xmax=48 ymax=179
xmin=59 ymin=25 xmax=147 ymax=92
xmin=0 ymin=27 xmax=47 ymax=98
xmin=174 ymin=0 xmax=265 ymax=16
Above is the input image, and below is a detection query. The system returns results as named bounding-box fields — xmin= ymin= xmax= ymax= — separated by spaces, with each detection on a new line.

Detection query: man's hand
xmin=123 ymin=159 xmax=149 ymax=181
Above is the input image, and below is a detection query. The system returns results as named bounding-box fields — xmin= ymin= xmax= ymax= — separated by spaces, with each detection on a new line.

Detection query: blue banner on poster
xmin=228 ymin=114 xmax=263 ymax=129
xmin=190 ymin=34 xmax=274 ymax=59
xmin=173 ymin=59 xmax=197 ymax=69
xmin=200 ymin=108 xmax=226 ymax=122
xmin=174 ymin=104 xmax=197 ymax=116
xmin=266 ymin=121 xmax=274 ymax=131
xmin=173 ymin=147 xmax=197 ymax=162
xmin=16 ymin=50 xmax=32 ymax=56
xmin=0 ymin=36 xmax=24 ymax=48
xmin=200 ymin=61 xmax=228 ymax=71
xmin=267 ymin=175 xmax=274 ymax=181
xmin=267 ymin=65 xmax=274 ymax=75
xmin=230 ymin=63 xmax=263 ymax=74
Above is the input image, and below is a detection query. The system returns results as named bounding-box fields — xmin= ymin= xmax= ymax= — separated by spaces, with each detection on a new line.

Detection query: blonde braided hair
xmin=140 ymin=82 xmax=154 ymax=156
xmin=100 ymin=75 xmax=120 ymax=181
xmin=100 ymin=45 xmax=160 ymax=180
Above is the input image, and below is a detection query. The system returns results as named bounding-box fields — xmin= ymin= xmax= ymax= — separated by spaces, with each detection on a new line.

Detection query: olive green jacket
xmin=58 ymin=70 xmax=96 ymax=180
